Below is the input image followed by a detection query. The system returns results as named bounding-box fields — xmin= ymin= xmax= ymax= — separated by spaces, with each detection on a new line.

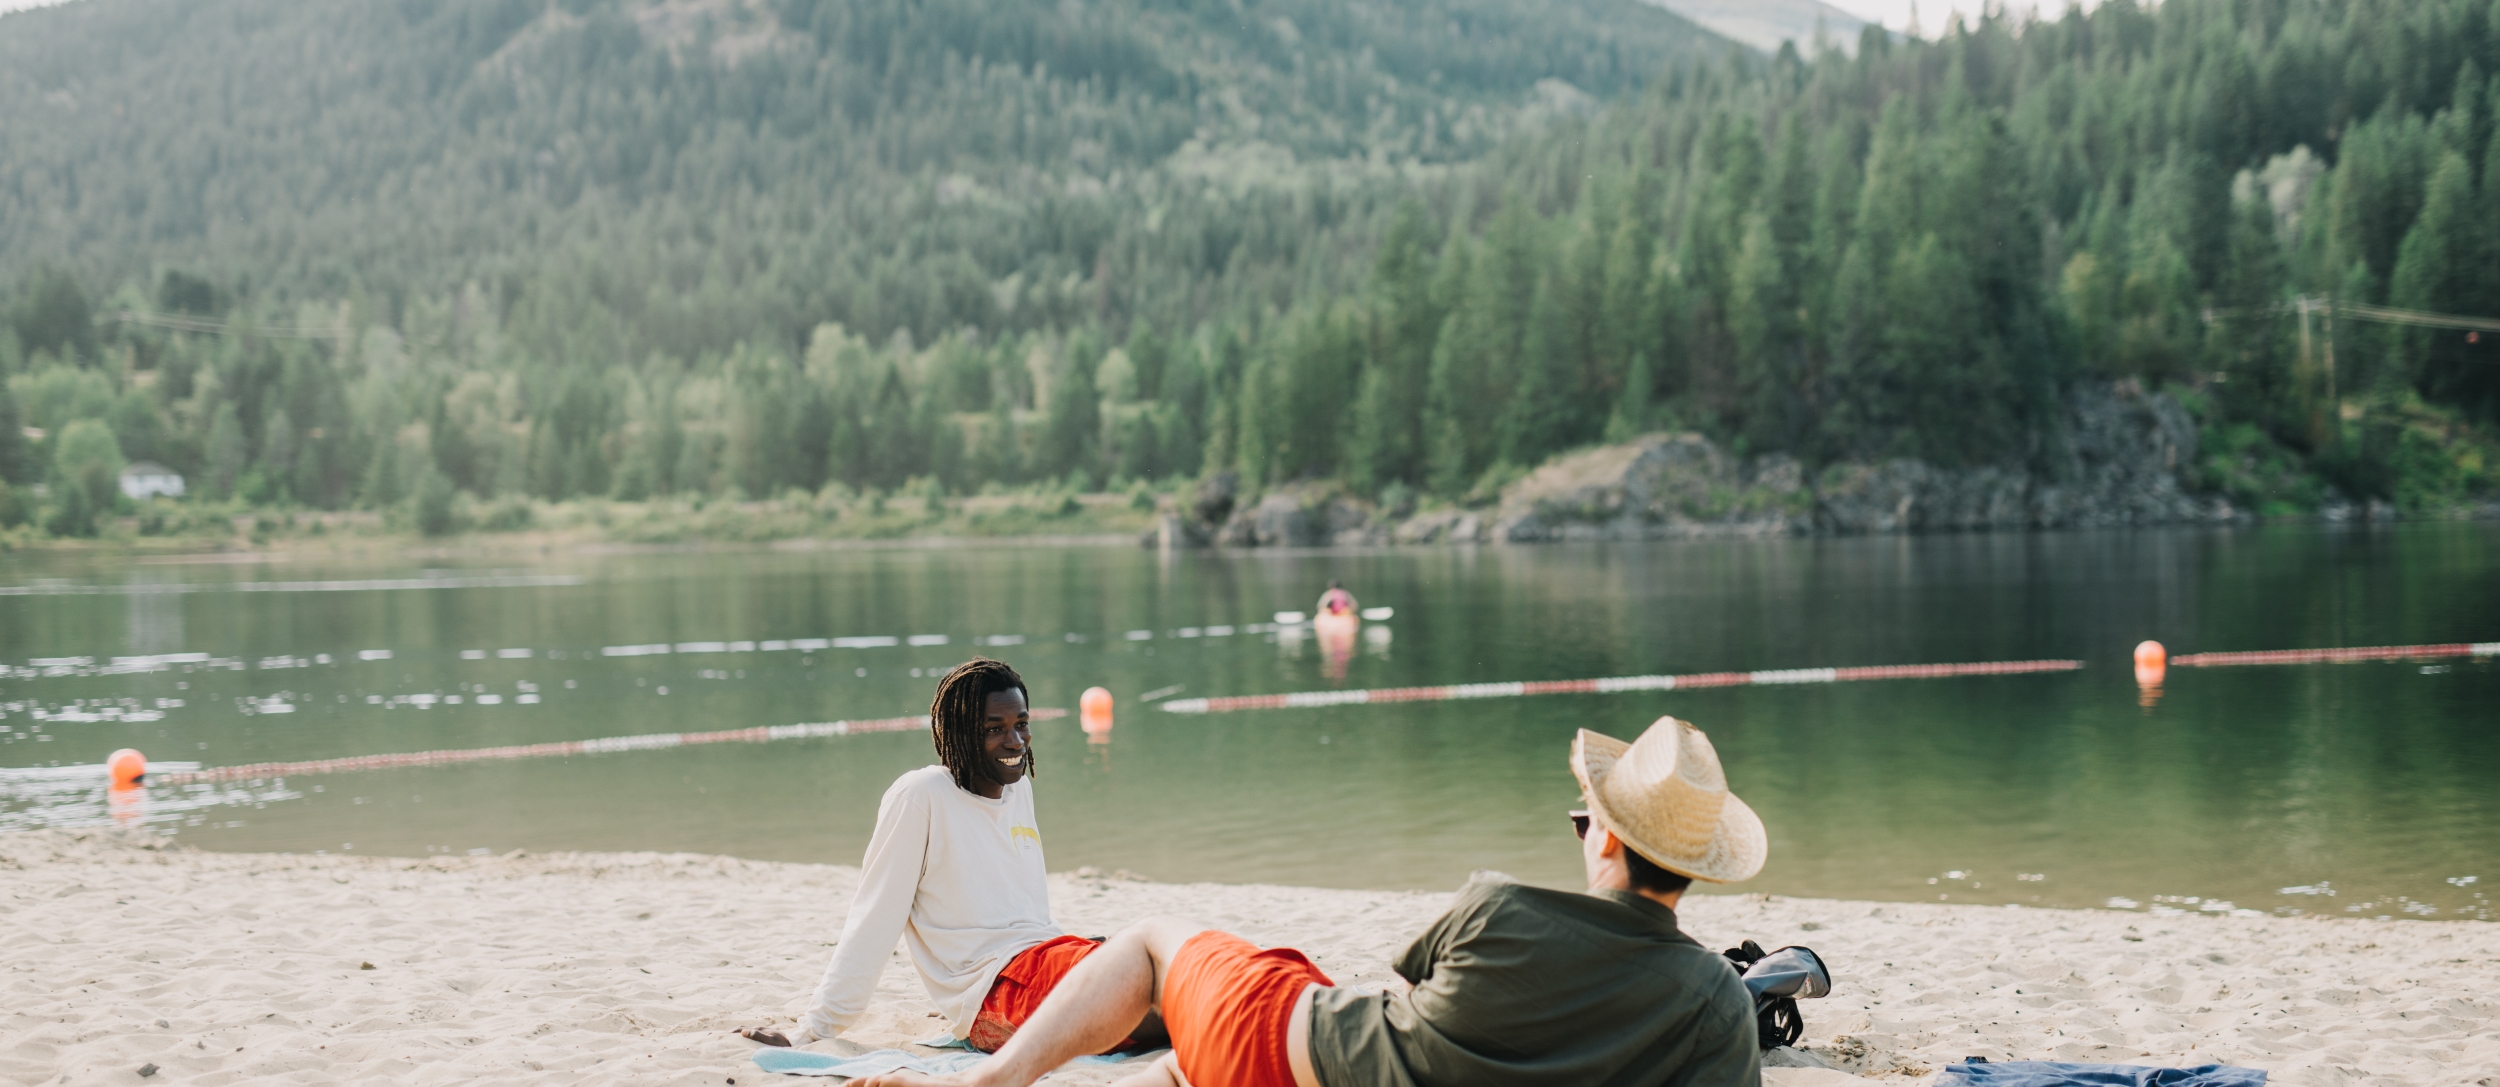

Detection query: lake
xmin=3 ymin=525 xmax=2494 ymax=922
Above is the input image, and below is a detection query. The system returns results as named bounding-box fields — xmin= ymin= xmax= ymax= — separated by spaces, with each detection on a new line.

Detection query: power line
xmin=2331 ymin=299 xmax=2500 ymax=335
xmin=110 ymin=310 xmax=346 ymax=339
xmin=2199 ymin=295 xmax=2494 ymax=433
xmin=2201 ymin=296 xmax=2500 ymax=335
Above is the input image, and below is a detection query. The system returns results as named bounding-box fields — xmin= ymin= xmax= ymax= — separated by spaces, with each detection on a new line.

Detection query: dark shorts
xmin=1161 ymin=931 xmax=1335 ymax=1087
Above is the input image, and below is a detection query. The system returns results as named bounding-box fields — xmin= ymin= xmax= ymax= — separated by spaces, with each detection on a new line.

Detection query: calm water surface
xmin=2 ymin=526 xmax=2494 ymax=921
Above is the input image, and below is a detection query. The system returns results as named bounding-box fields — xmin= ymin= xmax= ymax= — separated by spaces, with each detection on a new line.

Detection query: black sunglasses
xmin=1569 ymin=809 xmax=1592 ymax=839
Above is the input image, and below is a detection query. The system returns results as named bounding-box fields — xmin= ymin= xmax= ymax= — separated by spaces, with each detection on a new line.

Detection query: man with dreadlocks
xmin=741 ymin=659 xmax=1149 ymax=1054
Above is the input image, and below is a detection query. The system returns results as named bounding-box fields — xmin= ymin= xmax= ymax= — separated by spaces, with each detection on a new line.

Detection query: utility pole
xmin=2295 ymin=296 xmax=2328 ymax=448
xmin=2205 ymin=294 xmax=2500 ymax=447
xmin=2319 ymin=296 xmax=2336 ymax=405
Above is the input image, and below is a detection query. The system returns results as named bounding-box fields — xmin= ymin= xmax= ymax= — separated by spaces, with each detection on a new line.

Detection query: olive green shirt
xmin=1308 ymin=873 xmax=1760 ymax=1087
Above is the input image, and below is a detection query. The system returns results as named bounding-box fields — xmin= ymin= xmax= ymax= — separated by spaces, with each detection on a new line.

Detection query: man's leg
xmin=853 ymin=916 xmax=1209 ymax=1087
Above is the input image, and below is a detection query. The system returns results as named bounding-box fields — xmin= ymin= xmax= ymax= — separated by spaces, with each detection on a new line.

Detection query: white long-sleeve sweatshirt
xmin=793 ymin=765 xmax=1060 ymax=1043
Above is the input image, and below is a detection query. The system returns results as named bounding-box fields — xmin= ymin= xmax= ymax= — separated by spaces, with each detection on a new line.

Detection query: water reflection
xmin=107 ymin=782 xmax=144 ymax=826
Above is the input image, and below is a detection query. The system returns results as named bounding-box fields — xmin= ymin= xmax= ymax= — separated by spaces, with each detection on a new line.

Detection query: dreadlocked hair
xmin=930 ymin=658 xmax=1031 ymax=793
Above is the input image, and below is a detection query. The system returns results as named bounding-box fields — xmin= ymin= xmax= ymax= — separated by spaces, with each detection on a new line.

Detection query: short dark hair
xmin=1622 ymin=843 xmax=1695 ymax=898
xmin=931 ymin=658 xmax=1029 ymax=793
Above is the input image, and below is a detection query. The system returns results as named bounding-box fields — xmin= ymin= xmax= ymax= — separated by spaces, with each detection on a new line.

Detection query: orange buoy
xmin=2133 ymin=641 xmax=2166 ymax=670
xmin=1079 ymin=686 xmax=1113 ymax=736
xmin=2132 ymin=640 xmax=2167 ymax=686
xmin=2132 ymin=641 xmax=2166 ymax=708
xmin=107 ymin=748 xmax=147 ymax=786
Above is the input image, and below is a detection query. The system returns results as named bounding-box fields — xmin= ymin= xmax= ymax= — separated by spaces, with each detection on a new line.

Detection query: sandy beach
xmin=5 ymin=830 xmax=2495 ymax=1087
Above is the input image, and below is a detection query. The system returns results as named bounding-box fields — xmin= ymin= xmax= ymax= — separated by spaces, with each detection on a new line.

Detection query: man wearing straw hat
xmin=857 ymin=716 xmax=1764 ymax=1087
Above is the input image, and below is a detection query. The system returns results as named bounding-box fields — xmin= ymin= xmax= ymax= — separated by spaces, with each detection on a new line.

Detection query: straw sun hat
xmin=1571 ymin=716 xmax=1766 ymax=884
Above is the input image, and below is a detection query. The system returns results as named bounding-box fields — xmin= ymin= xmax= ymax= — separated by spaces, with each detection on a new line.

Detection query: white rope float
xmin=143 ymin=708 xmax=1067 ymax=786
xmin=1157 ymin=659 xmax=2086 ymax=714
xmin=2172 ymin=642 xmax=2500 ymax=667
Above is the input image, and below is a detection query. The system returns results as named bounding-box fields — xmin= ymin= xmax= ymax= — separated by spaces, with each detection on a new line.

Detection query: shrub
xmin=2198 ymin=421 xmax=2330 ymax=515
xmin=45 ymin=480 xmax=94 ymax=537
xmin=51 ymin=418 xmax=123 ymax=520
xmin=409 ymin=471 xmax=458 ymax=536
xmin=477 ymin=495 xmax=534 ymax=532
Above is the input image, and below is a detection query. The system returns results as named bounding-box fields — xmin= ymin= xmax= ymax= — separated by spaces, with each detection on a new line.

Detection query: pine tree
xmin=260 ymin=408 xmax=297 ymax=501
xmin=1605 ymin=352 xmax=1656 ymax=442
xmin=1422 ymin=199 xmax=1539 ymax=493
xmin=0 ymin=380 xmax=33 ymax=484
xmin=1594 ymin=175 xmax=1663 ymax=406
xmin=1037 ymin=342 xmax=1101 ymax=486
xmin=1348 ymin=201 xmax=1440 ymax=494
xmin=1501 ymin=272 xmax=1581 ymax=467
xmin=2387 ymin=151 xmax=2483 ymax=405
xmin=1727 ymin=212 xmax=1796 ymax=450
xmin=676 ymin=430 xmax=716 ymax=496
xmin=205 ymin=401 xmax=246 ymax=499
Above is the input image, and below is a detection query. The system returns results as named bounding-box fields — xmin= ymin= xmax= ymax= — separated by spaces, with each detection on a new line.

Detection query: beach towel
xmin=751 ymin=1045 xmax=1150 ymax=1079
xmin=750 ymin=1047 xmax=987 ymax=1078
xmin=1932 ymin=1060 xmax=2267 ymax=1086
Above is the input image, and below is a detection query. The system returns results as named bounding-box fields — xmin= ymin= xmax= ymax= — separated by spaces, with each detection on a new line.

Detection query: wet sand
xmin=5 ymin=831 xmax=2494 ymax=1086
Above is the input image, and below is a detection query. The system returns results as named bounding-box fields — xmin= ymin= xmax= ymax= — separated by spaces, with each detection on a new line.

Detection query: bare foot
xmin=737 ymin=1027 xmax=792 ymax=1047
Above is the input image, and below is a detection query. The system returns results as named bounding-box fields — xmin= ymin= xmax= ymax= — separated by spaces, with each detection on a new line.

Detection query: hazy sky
xmin=1828 ymin=0 xmax=2102 ymax=32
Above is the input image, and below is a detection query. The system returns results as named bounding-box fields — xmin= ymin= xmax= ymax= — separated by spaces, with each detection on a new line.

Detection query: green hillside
xmin=2 ymin=0 xmax=2497 ymax=542
xmin=0 ymin=0 xmax=1719 ymax=353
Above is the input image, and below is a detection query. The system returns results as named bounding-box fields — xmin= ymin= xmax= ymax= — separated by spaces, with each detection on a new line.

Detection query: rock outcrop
xmin=1487 ymin=379 xmax=2239 ymax=540
xmin=1484 ymin=435 xmax=1813 ymax=542
xmin=1150 ymin=380 xmax=2252 ymax=548
xmin=1210 ymin=487 xmax=1382 ymax=547
xmin=1810 ymin=380 xmax=2234 ymax=533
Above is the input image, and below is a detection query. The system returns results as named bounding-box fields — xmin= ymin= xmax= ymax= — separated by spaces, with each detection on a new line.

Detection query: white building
xmin=119 ymin=462 xmax=185 ymax=500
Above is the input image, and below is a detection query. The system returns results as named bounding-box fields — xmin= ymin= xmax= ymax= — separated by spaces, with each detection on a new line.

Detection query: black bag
xmin=1722 ymin=940 xmax=1832 ymax=1051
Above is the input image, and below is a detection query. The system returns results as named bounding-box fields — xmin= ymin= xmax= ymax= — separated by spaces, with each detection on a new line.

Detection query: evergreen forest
xmin=1 ymin=0 xmax=2496 ymax=540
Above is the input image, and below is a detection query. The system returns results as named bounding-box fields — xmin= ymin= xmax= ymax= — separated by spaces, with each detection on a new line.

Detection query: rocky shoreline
xmin=1156 ymin=380 xmax=2472 ymax=548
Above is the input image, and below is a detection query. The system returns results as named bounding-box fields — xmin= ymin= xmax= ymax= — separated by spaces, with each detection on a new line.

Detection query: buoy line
xmin=1156 ymin=659 xmax=2084 ymax=714
xmin=1 ymin=615 xmax=1338 ymax=681
xmin=0 ymin=574 xmax=586 ymax=596
xmin=2171 ymin=642 xmax=2500 ymax=668
xmin=141 ymin=708 xmax=1068 ymax=786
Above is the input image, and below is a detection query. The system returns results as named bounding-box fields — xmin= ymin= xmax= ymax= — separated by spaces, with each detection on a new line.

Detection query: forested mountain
xmin=0 ymin=0 xmax=1714 ymax=351
xmin=2 ymin=0 xmax=2497 ymax=538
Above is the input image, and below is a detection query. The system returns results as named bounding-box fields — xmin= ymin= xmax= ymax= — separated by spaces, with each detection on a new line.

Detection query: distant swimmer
xmin=739 ymin=658 xmax=1161 ymax=1055
xmin=1314 ymin=581 xmax=1359 ymax=680
xmin=1316 ymin=580 xmax=1357 ymax=619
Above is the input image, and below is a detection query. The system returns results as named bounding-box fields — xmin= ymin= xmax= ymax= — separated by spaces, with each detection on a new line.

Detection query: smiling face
xmin=968 ymin=686 xmax=1032 ymax=798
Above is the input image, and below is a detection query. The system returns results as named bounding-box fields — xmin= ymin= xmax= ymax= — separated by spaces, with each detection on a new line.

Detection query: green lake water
xmin=2 ymin=525 xmax=2494 ymax=921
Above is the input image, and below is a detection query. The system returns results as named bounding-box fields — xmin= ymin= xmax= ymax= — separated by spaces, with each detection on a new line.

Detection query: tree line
xmin=3 ymin=0 xmax=2497 ymax=535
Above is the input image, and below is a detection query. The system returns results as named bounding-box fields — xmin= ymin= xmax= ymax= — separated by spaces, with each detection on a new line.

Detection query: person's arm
xmin=1390 ymin=873 xmax=1502 ymax=986
xmin=789 ymin=779 xmax=934 ymax=1044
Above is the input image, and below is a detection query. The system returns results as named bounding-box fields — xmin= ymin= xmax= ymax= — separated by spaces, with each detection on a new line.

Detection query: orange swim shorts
xmin=970 ymin=935 xmax=1115 ymax=1053
xmin=1161 ymin=931 xmax=1336 ymax=1087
